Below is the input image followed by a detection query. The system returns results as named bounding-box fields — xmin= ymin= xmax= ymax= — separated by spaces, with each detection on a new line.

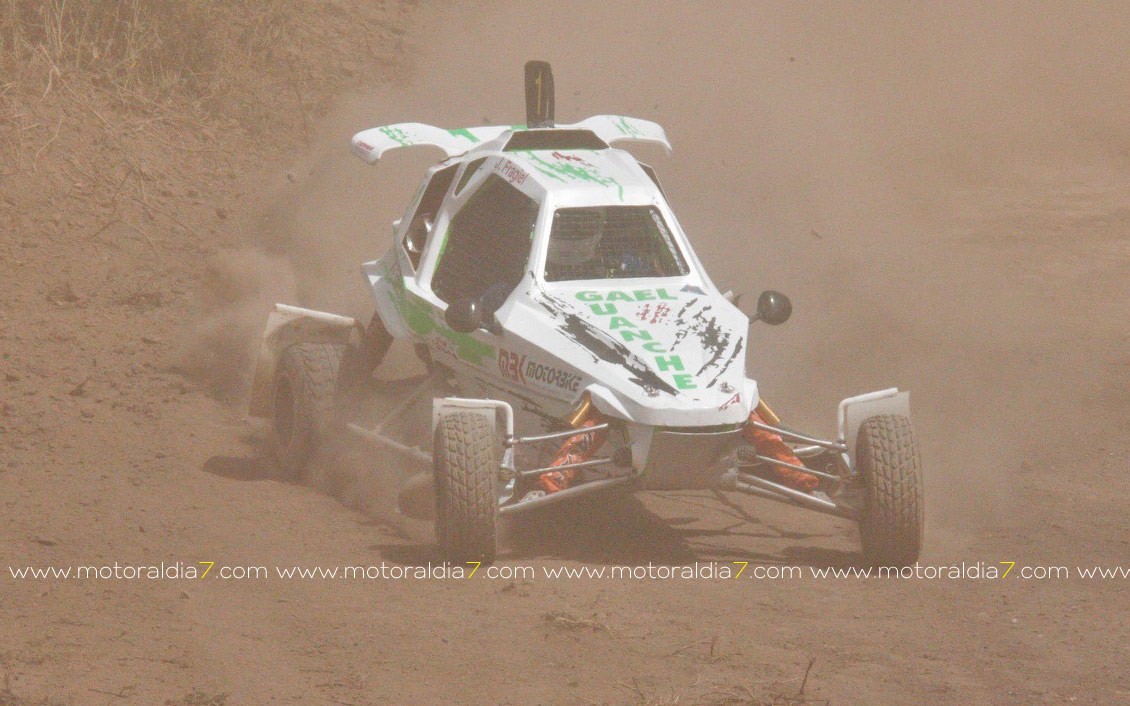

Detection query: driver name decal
xmin=573 ymin=288 xmax=696 ymax=390
xmin=497 ymin=160 xmax=529 ymax=187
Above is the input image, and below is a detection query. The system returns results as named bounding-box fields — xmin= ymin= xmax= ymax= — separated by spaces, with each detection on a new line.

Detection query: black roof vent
xmin=503 ymin=129 xmax=608 ymax=152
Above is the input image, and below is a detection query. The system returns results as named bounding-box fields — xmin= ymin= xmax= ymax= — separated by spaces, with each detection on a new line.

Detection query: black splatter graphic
xmin=706 ymin=337 xmax=743 ymax=389
xmin=535 ymin=291 xmax=677 ymax=396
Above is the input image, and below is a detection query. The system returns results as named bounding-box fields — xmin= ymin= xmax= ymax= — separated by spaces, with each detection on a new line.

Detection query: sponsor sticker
xmin=524 ymin=360 xmax=581 ymax=393
xmin=498 ymin=348 xmax=527 ymax=385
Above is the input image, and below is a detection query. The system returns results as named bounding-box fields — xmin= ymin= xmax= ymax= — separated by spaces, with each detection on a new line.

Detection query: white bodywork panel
xmin=351 ymin=124 xmax=511 ymax=163
xmin=571 ymin=115 xmax=672 ymax=154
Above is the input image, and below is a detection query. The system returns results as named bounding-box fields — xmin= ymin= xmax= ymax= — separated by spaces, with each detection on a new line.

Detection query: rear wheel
xmin=856 ymin=414 xmax=924 ymax=566
xmin=272 ymin=343 xmax=344 ymax=480
xmin=433 ymin=412 xmax=499 ymax=563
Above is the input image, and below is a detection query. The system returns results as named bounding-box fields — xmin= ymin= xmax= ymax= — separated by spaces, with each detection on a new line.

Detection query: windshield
xmin=543 ymin=206 xmax=689 ymax=282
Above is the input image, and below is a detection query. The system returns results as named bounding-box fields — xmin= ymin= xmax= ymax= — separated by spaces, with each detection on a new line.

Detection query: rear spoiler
xmin=350 ymin=115 xmax=672 ymax=164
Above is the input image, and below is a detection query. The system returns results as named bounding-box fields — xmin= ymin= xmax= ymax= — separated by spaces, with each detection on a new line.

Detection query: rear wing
xmin=572 ymin=115 xmax=672 ymax=154
xmin=350 ymin=124 xmax=511 ymax=164
xmin=350 ymin=115 xmax=672 ymax=164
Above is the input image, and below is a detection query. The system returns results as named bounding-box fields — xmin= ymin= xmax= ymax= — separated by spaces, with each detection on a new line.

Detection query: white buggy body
xmin=248 ymin=62 xmax=924 ymax=565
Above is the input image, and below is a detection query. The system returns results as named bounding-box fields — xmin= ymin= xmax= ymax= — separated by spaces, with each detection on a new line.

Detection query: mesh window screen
xmin=544 ymin=206 xmax=689 ymax=282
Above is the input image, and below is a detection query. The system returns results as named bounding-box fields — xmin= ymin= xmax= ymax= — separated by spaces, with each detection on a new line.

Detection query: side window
xmin=432 ymin=174 xmax=539 ymax=311
xmin=453 ymin=157 xmax=487 ymax=196
xmin=402 ymin=164 xmax=457 ymax=269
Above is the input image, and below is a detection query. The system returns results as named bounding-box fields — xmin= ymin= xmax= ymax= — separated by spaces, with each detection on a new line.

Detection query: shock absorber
xmin=539 ymin=392 xmax=608 ymax=493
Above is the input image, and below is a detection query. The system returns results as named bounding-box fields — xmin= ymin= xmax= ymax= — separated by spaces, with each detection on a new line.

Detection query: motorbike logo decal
xmin=498 ymin=348 xmax=527 ymax=384
xmin=499 ymin=348 xmax=581 ymax=393
xmin=524 ymin=360 xmax=580 ymax=392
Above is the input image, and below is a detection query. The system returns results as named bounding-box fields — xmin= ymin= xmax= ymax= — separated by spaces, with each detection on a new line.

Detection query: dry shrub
xmin=1 ymin=0 xmax=223 ymax=96
xmin=0 ymin=1 xmax=387 ymax=126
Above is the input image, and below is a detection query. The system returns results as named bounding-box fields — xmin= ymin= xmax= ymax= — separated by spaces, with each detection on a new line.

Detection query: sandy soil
xmin=2 ymin=2 xmax=1128 ymax=704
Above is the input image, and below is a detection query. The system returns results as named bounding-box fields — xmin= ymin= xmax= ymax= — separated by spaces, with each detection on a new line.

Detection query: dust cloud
xmin=198 ymin=2 xmax=1130 ymax=531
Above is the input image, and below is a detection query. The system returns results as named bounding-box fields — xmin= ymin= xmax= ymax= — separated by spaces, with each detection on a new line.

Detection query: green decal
xmin=614 ymin=116 xmax=642 ymax=138
xmin=654 ymin=355 xmax=684 ymax=372
xmin=577 ymin=288 xmax=683 ymax=303
xmin=448 ymin=128 xmax=479 ymax=143
xmin=621 ymin=329 xmax=652 ymax=342
xmin=447 ymin=329 xmax=495 ymax=366
xmin=401 ymin=292 xmax=435 ymax=336
xmin=673 ymin=373 xmax=697 ymax=390
xmin=522 ymin=151 xmax=625 ymax=201
xmin=436 ymin=225 xmax=452 ymax=264
xmin=379 ymin=126 xmax=412 ymax=147
xmin=401 ymin=292 xmax=494 ymax=366
xmin=572 ymin=287 xmax=702 ymax=394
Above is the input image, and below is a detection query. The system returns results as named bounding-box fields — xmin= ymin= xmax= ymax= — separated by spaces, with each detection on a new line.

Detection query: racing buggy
xmin=248 ymin=62 xmax=924 ymax=566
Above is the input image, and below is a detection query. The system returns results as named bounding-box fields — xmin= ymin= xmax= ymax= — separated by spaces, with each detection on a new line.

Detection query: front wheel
xmin=856 ymin=414 xmax=924 ymax=566
xmin=433 ymin=412 xmax=499 ymax=563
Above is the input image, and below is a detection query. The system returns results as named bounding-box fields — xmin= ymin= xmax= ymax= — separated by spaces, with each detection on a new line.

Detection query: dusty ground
xmin=2 ymin=2 xmax=1128 ymax=704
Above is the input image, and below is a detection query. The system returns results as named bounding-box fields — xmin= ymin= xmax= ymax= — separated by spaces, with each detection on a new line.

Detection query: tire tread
xmin=434 ymin=412 xmax=498 ymax=563
xmin=857 ymin=414 xmax=924 ymax=566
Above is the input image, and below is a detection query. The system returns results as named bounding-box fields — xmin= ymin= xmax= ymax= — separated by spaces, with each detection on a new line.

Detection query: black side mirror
xmin=753 ymin=290 xmax=792 ymax=326
xmin=445 ymin=298 xmax=481 ymax=333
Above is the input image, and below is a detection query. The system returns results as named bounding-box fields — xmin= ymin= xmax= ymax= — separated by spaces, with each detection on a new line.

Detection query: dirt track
xmin=2 ymin=2 xmax=1129 ymax=704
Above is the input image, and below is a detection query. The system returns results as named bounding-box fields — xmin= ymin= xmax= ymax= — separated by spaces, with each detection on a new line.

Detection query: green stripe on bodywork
xmin=395 ymin=286 xmax=495 ymax=367
xmin=379 ymin=126 xmax=411 ymax=146
xmin=448 ymin=128 xmax=479 ymax=143
xmin=522 ymin=150 xmax=624 ymax=201
xmin=614 ymin=116 xmax=642 ymax=137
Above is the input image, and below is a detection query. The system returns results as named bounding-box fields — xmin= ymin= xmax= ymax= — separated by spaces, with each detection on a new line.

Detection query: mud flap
xmin=247 ymin=304 xmax=359 ymax=418
xmin=430 ymin=397 xmax=514 ymax=440
xmin=838 ymin=388 xmax=911 ymax=461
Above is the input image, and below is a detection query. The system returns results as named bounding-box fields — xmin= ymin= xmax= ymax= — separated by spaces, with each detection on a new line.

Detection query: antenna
xmin=524 ymin=61 xmax=555 ymax=129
